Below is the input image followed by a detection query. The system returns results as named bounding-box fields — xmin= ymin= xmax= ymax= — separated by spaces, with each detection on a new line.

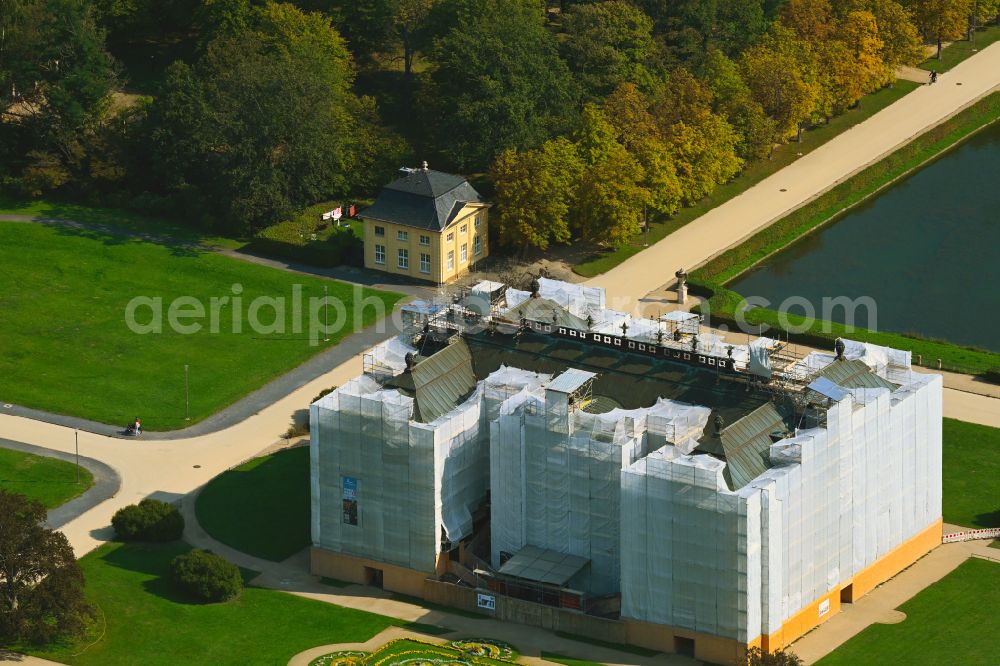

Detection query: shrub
xmin=169 ymin=549 xmax=243 ymax=602
xmin=985 ymin=368 xmax=1000 ymax=385
xmin=111 ymin=499 xmax=185 ymax=541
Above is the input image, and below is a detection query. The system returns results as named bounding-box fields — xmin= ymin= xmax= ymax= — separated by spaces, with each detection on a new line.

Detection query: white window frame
xmin=461 ymin=224 xmax=467 ymax=234
xmin=460 ymin=243 xmax=468 ymax=263
xmin=374 ymin=225 xmax=385 ymax=236
xmin=397 ymin=248 xmax=409 ymax=269
xmin=397 ymin=230 xmax=408 ymax=242
xmin=447 ymin=232 xmax=454 ymax=242
xmin=447 ymin=250 xmax=455 ymax=271
xmin=474 ymin=235 xmax=482 ymax=256
xmin=475 ymin=215 xmax=482 ymax=229
xmin=419 ymin=235 xmax=430 ymax=246
xmin=420 ymin=253 xmax=431 ymax=274
xmin=374 ymin=244 xmax=385 ymax=265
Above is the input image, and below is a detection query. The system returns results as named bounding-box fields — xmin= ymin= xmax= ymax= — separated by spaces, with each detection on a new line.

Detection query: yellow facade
xmin=362 ymin=204 xmax=490 ymax=283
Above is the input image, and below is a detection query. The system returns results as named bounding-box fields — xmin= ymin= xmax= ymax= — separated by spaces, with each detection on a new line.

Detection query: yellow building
xmin=361 ymin=164 xmax=491 ymax=283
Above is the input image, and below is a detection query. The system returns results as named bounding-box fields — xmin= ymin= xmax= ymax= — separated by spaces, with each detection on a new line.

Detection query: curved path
xmin=588 ymin=42 xmax=1000 ymax=313
xmin=0 ymin=438 xmax=121 ymax=529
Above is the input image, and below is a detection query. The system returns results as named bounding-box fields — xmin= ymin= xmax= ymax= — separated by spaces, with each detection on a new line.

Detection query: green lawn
xmin=943 ymin=419 xmax=1000 ymax=529
xmin=573 ymin=81 xmax=920 ymax=277
xmin=23 ymin=541 xmax=397 ymax=666
xmin=918 ymin=24 xmax=1000 ymax=72
xmin=195 ymin=446 xmax=311 ymax=561
xmin=816 ymin=558 xmax=1000 ymax=666
xmin=0 ymin=223 xmax=404 ymax=430
xmin=0 ymin=446 xmax=93 ymax=508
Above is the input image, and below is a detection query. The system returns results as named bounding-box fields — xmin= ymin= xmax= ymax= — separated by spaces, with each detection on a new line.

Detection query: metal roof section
xmin=361 ymin=168 xmax=486 ymax=231
xmin=502 ymin=296 xmax=590 ymax=330
xmin=412 ymin=338 xmax=477 ymax=423
xmin=818 ymin=359 xmax=898 ymax=391
xmin=806 ymin=376 xmax=849 ymax=402
xmin=497 ymin=545 xmax=589 ymax=586
xmin=718 ymin=402 xmax=786 ymax=490
xmin=547 ymin=368 xmax=598 ymax=394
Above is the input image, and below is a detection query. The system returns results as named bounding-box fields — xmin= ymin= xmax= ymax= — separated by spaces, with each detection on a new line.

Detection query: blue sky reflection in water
xmin=729 ymin=122 xmax=1000 ymax=353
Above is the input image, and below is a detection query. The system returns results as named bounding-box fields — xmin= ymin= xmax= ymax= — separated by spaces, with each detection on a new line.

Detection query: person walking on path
xmin=930 ymin=70 xmax=938 ymax=84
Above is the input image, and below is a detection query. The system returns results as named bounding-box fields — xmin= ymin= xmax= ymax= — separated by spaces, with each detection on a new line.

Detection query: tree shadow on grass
xmin=96 ymin=540 xmax=260 ymax=605
xmin=973 ymin=508 xmax=1000 ymax=528
xmin=47 ymin=219 xmax=204 ymax=258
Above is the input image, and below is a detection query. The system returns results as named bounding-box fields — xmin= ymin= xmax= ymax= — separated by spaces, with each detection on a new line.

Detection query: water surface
xmin=729 ymin=122 xmax=1000 ymax=352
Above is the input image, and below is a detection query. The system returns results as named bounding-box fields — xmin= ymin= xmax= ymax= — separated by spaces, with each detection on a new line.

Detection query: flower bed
xmin=309 ymin=638 xmax=519 ymax=666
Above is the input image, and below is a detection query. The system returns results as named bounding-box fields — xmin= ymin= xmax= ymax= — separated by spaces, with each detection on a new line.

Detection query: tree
xmin=780 ymin=0 xmax=836 ymax=40
xmin=602 ymin=82 xmax=660 ymax=151
xmin=842 ymin=0 xmax=923 ymax=69
xmin=663 ymin=111 xmax=743 ymax=203
xmin=602 ymin=84 xmax=683 ymax=216
xmin=316 ymin=0 xmax=394 ymax=66
xmin=570 ymin=105 xmax=649 ymax=247
xmin=740 ymin=26 xmax=819 ymax=142
xmin=391 ymin=0 xmax=439 ymax=78
xmin=647 ymin=70 xmax=743 ymax=201
xmin=700 ymin=49 xmax=775 ymax=159
xmin=0 ymin=0 xmax=117 ymax=189
xmin=141 ymin=2 xmax=398 ymax=232
xmin=637 ymin=0 xmax=767 ymax=61
xmin=746 ymin=646 xmax=804 ymax=666
xmin=0 ymin=490 xmax=93 ymax=646
xmin=839 ymin=10 xmax=891 ymax=90
xmin=573 ymin=142 xmax=649 ymax=248
xmin=422 ymin=0 xmax=578 ymax=170
xmin=491 ymin=137 xmax=584 ymax=252
xmin=169 ymin=550 xmax=243 ymax=602
xmin=560 ymin=0 xmax=657 ymax=100
xmin=904 ymin=0 xmax=974 ymax=59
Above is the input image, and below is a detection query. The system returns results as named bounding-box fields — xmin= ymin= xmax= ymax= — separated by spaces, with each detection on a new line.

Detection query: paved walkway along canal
xmin=589 ymin=42 xmax=1000 ymax=314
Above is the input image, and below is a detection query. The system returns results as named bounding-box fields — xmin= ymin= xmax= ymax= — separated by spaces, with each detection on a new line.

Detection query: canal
xmin=728 ymin=121 xmax=1000 ymax=353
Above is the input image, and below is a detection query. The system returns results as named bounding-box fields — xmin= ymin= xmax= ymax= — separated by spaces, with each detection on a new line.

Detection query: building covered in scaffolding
xmin=309 ymin=278 xmax=942 ymax=664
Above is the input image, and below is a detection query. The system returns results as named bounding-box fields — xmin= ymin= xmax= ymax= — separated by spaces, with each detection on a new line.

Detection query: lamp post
xmin=75 ymin=431 xmax=80 ymax=484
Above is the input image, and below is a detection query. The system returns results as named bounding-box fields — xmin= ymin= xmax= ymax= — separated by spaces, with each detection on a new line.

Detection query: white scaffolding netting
xmin=619 ymin=371 xmax=943 ymax=642
xmin=504 ymin=278 xmax=606 ymax=321
xmin=311 ymin=371 xmax=492 ymax=571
